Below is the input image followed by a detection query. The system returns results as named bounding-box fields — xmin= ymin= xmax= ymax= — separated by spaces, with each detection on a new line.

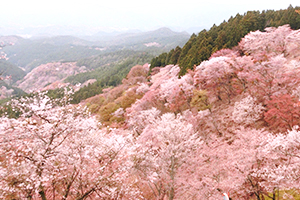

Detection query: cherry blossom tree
xmin=264 ymin=94 xmax=300 ymax=133
xmin=122 ymin=64 xmax=149 ymax=86
xmin=209 ymin=48 xmax=239 ymax=59
xmin=158 ymin=73 xmax=194 ymax=113
xmin=255 ymin=127 xmax=300 ymax=199
xmin=125 ymin=25 xmax=300 ymax=199
xmin=0 ymin=91 xmax=138 ymax=199
xmin=239 ymin=25 xmax=292 ymax=60
xmin=232 ymin=95 xmax=265 ymax=126
xmin=195 ymin=127 xmax=272 ymax=200
xmin=236 ymin=55 xmax=300 ymax=102
xmin=132 ymin=111 xmax=202 ymax=200
xmin=127 ymin=107 xmax=161 ymax=136
xmin=194 ymin=55 xmax=242 ymax=103
xmin=126 ymin=65 xmax=195 ymax=114
xmin=285 ymin=28 xmax=300 ymax=58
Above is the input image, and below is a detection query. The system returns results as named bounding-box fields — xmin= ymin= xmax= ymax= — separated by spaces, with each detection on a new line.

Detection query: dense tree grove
xmin=2 ymin=24 xmax=300 ymax=199
xmin=67 ymin=51 xmax=154 ymax=103
xmin=150 ymin=5 xmax=300 ymax=76
xmin=0 ymin=60 xmax=26 ymax=83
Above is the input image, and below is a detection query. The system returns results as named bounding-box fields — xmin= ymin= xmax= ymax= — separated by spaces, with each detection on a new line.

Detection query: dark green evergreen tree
xmin=150 ymin=5 xmax=300 ymax=76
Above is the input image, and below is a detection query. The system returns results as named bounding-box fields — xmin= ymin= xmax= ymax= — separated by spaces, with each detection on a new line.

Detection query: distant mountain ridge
xmin=92 ymin=27 xmax=190 ymax=50
xmin=1 ymin=27 xmax=189 ymax=73
xmin=0 ymin=25 xmax=192 ymax=38
xmin=34 ymin=35 xmax=93 ymax=46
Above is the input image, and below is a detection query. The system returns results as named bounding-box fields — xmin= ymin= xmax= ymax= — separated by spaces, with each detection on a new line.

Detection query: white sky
xmin=1 ymin=0 xmax=299 ymax=31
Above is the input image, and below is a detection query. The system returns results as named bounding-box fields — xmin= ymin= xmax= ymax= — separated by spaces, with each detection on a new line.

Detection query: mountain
xmin=3 ymin=7 xmax=300 ymax=200
xmin=81 ymin=29 xmax=143 ymax=41
xmin=3 ymin=38 xmax=102 ymax=72
xmin=0 ymin=60 xmax=26 ymax=83
xmin=150 ymin=5 xmax=300 ymax=76
xmin=0 ymin=27 xmax=189 ymax=73
xmin=16 ymin=62 xmax=86 ymax=93
xmin=92 ymin=27 xmax=190 ymax=50
xmin=0 ymin=35 xmax=23 ymax=46
xmin=0 ymin=59 xmax=26 ymax=99
xmin=67 ymin=50 xmax=154 ymax=104
xmin=32 ymin=35 xmax=93 ymax=46
xmin=78 ymin=24 xmax=300 ymax=199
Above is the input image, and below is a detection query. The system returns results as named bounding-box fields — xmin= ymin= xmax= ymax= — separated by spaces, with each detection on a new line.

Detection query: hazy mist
xmin=1 ymin=0 xmax=299 ymax=36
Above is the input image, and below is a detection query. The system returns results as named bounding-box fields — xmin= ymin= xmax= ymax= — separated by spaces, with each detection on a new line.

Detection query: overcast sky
xmin=1 ymin=0 xmax=299 ymax=33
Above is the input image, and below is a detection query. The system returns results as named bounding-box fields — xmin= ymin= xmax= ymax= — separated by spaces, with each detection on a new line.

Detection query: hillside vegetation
xmin=1 ymin=24 xmax=300 ymax=199
xmin=16 ymin=62 xmax=86 ymax=93
xmin=4 ymin=41 xmax=102 ymax=72
xmin=2 ymin=28 xmax=189 ymax=73
xmin=89 ymin=27 xmax=190 ymax=51
xmin=0 ymin=60 xmax=26 ymax=83
xmin=80 ymin=24 xmax=300 ymax=199
xmin=67 ymin=50 xmax=153 ymax=103
xmin=68 ymin=50 xmax=152 ymax=84
xmin=0 ymin=28 xmax=188 ymax=102
xmin=2 ymin=6 xmax=300 ymax=199
xmin=151 ymin=5 xmax=300 ymax=76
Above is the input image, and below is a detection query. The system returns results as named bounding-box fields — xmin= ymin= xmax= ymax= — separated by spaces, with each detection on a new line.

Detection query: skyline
xmin=1 ymin=1 xmax=300 ymax=36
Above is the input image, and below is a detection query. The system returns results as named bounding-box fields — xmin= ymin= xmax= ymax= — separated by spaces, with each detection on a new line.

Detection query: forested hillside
xmin=16 ymin=62 xmax=86 ymax=93
xmin=4 ymin=41 xmax=102 ymax=72
xmin=1 ymin=24 xmax=300 ymax=199
xmin=0 ymin=28 xmax=188 ymax=102
xmin=88 ymin=27 xmax=190 ymax=51
xmin=0 ymin=60 xmax=26 ymax=83
xmin=67 ymin=50 xmax=153 ymax=103
xmin=151 ymin=5 xmax=300 ymax=76
xmin=2 ymin=28 xmax=189 ymax=73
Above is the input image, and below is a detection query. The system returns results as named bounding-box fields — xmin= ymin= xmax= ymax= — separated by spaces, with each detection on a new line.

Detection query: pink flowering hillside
xmin=1 ymin=25 xmax=300 ymax=199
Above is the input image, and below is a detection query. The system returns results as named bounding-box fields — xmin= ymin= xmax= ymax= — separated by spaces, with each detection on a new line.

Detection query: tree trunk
xmin=39 ymin=189 xmax=47 ymax=200
xmin=169 ymin=187 xmax=175 ymax=200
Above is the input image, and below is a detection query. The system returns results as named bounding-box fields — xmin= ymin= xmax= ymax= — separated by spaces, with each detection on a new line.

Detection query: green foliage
xmin=4 ymin=42 xmax=101 ymax=72
xmin=150 ymin=5 xmax=300 ymax=76
xmin=46 ymin=88 xmax=67 ymax=99
xmin=119 ymin=90 xmax=143 ymax=109
xmin=71 ymin=81 xmax=104 ymax=104
xmin=150 ymin=53 xmax=168 ymax=69
xmin=0 ymin=60 xmax=26 ymax=83
xmin=76 ymin=50 xmax=142 ymax=70
xmin=69 ymin=51 xmax=153 ymax=104
xmin=0 ymin=81 xmax=26 ymax=98
xmin=255 ymin=189 xmax=300 ymax=200
xmin=0 ymin=103 xmax=21 ymax=118
xmin=150 ymin=46 xmax=182 ymax=70
xmin=87 ymin=98 xmax=106 ymax=114
xmin=98 ymin=102 xmax=120 ymax=123
xmin=67 ymin=50 xmax=153 ymax=84
xmin=190 ymin=90 xmax=211 ymax=111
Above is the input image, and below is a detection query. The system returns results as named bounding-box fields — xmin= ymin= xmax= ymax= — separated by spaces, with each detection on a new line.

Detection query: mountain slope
xmin=33 ymin=35 xmax=93 ymax=46
xmin=90 ymin=27 xmax=190 ymax=51
xmin=83 ymin=25 xmax=300 ymax=199
xmin=150 ymin=5 xmax=300 ymax=76
xmin=1 ymin=27 xmax=189 ymax=74
xmin=2 ymin=24 xmax=300 ymax=200
xmin=4 ymin=40 xmax=102 ymax=72
xmin=16 ymin=62 xmax=86 ymax=92
xmin=0 ymin=60 xmax=26 ymax=83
